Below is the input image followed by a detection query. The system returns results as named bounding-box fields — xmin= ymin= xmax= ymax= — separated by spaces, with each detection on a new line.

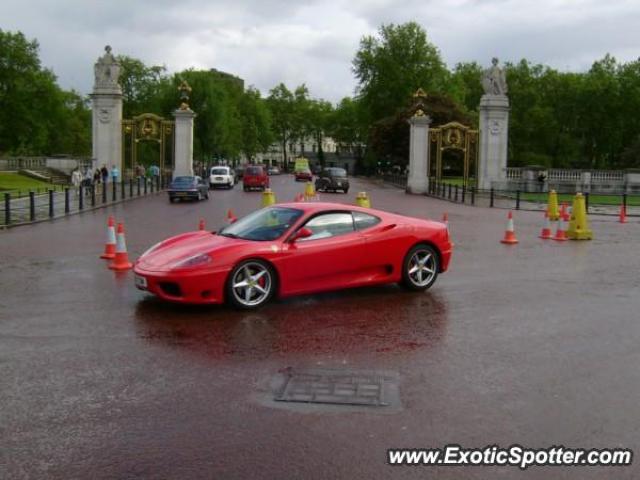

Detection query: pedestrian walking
xmin=101 ymin=165 xmax=109 ymax=185
xmin=111 ymin=164 xmax=120 ymax=183
xmin=71 ymin=168 xmax=82 ymax=195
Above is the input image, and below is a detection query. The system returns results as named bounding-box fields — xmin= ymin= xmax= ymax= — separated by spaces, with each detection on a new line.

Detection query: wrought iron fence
xmin=1 ymin=173 xmax=172 ymax=227
xmin=378 ymin=174 xmax=638 ymax=216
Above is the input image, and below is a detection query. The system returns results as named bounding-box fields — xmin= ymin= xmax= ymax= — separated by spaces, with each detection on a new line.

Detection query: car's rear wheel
xmin=227 ymin=260 xmax=276 ymax=309
xmin=401 ymin=244 xmax=439 ymax=291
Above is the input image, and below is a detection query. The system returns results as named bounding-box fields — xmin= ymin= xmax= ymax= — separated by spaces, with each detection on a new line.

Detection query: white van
xmin=209 ymin=166 xmax=235 ymax=189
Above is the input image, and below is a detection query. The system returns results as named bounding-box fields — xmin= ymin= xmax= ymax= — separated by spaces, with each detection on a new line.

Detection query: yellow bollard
xmin=262 ymin=188 xmax=276 ymax=208
xmin=567 ymin=193 xmax=593 ymax=240
xmin=355 ymin=191 xmax=371 ymax=208
xmin=547 ymin=190 xmax=560 ymax=221
xmin=304 ymin=182 xmax=316 ymax=200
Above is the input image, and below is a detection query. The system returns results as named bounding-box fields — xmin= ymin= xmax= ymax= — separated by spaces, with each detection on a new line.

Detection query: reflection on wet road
xmin=2 ymin=176 xmax=640 ymax=479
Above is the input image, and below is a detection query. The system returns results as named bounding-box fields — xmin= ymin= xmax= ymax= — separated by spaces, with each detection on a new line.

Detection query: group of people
xmin=70 ymin=164 xmax=161 ymax=194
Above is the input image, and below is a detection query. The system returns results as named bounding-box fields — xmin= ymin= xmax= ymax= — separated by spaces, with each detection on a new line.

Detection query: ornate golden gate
xmin=122 ymin=113 xmax=174 ymax=175
xmin=429 ymin=121 xmax=478 ymax=187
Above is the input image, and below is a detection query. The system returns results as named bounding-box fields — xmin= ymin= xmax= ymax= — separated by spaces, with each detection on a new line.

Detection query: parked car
xmin=315 ymin=167 xmax=350 ymax=193
xmin=294 ymin=169 xmax=313 ymax=182
xmin=209 ymin=166 xmax=235 ymax=189
xmin=267 ymin=166 xmax=281 ymax=175
xmin=243 ymin=165 xmax=270 ymax=191
xmin=168 ymin=176 xmax=209 ymax=202
xmin=134 ymin=202 xmax=453 ymax=309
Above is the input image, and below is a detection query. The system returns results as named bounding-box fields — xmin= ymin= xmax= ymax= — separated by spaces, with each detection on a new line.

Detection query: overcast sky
xmin=2 ymin=0 xmax=640 ymax=102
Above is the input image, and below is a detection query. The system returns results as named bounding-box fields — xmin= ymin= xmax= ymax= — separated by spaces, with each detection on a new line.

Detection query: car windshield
xmin=211 ymin=168 xmax=227 ymax=175
xmin=219 ymin=207 xmax=304 ymax=241
xmin=245 ymin=166 xmax=263 ymax=175
xmin=172 ymin=176 xmax=195 ymax=185
xmin=327 ymin=168 xmax=347 ymax=177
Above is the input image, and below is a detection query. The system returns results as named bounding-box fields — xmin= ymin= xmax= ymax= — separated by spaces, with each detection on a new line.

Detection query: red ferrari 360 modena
xmin=133 ymin=202 xmax=453 ymax=309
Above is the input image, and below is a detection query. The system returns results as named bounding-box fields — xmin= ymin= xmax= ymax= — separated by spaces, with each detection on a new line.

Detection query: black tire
xmin=243 ymin=186 xmax=248 ymax=192
xmin=169 ymin=196 xmax=175 ymax=203
xmin=226 ymin=259 xmax=276 ymax=310
xmin=400 ymin=244 xmax=439 ymax=291
xmin=204 ymin=191 xmax=209 ymax=199
xmin=343 ymin=188 xmax=349 ymax=194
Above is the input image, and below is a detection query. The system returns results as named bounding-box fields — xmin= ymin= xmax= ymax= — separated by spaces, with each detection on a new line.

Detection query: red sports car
xmin=133 ymin=203 xmax=453 ymax=309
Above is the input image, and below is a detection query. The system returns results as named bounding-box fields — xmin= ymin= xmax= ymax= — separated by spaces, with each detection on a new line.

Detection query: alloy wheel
xmin=407 ymin=249 xmax=437 ymax=287
xmin=231 ymin=262 xmax=273 ymax=307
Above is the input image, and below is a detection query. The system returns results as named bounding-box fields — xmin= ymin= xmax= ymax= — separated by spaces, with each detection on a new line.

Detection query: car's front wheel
xmin=226 ymin=260 xmax=276 ymax=309
xmin=400 ymin=244 xmax=439 ymax=291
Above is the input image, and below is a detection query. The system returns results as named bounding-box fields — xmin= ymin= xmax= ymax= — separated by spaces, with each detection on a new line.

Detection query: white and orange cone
xmin=553 ymin=215 xmax=568 ymax=242
xmin=109 ymin=223 xmax=133 ymax=270
xmin=442 ymin=212 xmax=449 ymax=231
xmin=100 ymin=215 xmax=117 ymax=259
xmin=198 ymin=218 xmax=205 ymax=230
xmin=619 ymin=204 xmax=627 ymax=224
xmin=539 ymin=211 xmax=552 ymax=239
xmin=226 ymin=209 xmax=237 ymax=224
xmin=500 ymin=211 xmax=519 ymax=244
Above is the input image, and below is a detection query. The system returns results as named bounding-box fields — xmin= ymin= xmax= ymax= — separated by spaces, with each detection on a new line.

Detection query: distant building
xmin=255 ymin=136 xmax=364 ymax=174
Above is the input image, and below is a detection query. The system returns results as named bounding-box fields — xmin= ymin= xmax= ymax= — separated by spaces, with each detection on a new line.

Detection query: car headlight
xmin=173 ymin=253 xmax=212 ymax=268
xmin=140 ymin=241 xmax=162 ymax=259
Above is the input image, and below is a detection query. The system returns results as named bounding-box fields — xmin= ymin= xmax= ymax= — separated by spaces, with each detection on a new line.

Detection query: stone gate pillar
xmin=478 ymin=58 xmax=510 ymax=190
xmin=173 ymin=108 xmax=196 ymax=178
xmin=90 ymin=46 xmax=122 ymax=173
xmin=407 ymin=112 xmax=432 ymax=194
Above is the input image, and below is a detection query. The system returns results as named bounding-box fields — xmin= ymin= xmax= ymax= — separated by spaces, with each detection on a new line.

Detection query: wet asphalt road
xmin=1 ymin=176 xmax=640 ymax=479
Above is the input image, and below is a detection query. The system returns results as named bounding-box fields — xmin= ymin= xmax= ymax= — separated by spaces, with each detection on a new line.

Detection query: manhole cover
xmin=275 ymin=369 xmax=390 ymax=406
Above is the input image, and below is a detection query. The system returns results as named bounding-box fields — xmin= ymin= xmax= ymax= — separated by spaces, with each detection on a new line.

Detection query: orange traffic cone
xmin=198 ymin=218 xmax=205 ymax=230
xmin=560 ymin=202 xmax=570 ymax=221
xmin=539 ymin=211 xmax=552 ymax=239
xmin=226 ymin=209 xmax=237 ymax=224
xmin=500 ymin=211 xmax=519 ymax=244
xmin=109 ymin=223 xmax=133 ymax=270
xmin=294 ymin=193 xmax=304 ymax=202
xmin=553 ymin=215 xmax=568 ymax=242
xmin=100 ymin=215 xmax=116 ymax=259
xmin=442 ymin=212 xmax=449 ymax=230
xmin=619 ymin=204 xmax=627 ymax=224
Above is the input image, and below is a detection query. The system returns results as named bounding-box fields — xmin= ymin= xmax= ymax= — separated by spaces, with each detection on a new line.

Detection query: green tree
xmin=353 ymin=22 xmax=448 ymax=124
xmin=267 ymin=83 xmax=296 ymax=168
xmin=238 ymin=87 xmax=273 ymax=161
xmin=117 ymin=55 xmax=168 ymax=118
xmin=0 ymin=30 xmax=66 ymax=154
xmin=305 ymin=99 xmax=333 ymax=167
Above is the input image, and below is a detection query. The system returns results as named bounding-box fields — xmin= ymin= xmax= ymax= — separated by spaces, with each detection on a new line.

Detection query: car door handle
xmin=381 ymin=224 xmax=396 ymax=232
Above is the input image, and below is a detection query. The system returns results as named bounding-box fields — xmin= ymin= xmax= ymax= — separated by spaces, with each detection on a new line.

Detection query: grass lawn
xmin=0 ymin=172 xmax=59 ymax=197
xmin=440 ymin=176 xmax=475 ymax=187
xmin=439 ymin=178 xmax=639 ymax=206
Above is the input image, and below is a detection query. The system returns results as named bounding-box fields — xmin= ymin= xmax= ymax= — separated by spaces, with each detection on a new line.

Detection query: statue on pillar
xmin=94 ymin=45 xmax=121 ymax=90
xmin=482 ymin=57 xmax=508 ymax=96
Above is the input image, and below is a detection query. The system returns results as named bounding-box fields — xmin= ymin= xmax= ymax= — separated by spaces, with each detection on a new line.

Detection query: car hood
xmin=136 ymin=231 xmax=244 ymax=272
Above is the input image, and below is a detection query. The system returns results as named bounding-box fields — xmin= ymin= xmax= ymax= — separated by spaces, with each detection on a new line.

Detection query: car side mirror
xmin=291 ymin=227 xmax=312 ymax=242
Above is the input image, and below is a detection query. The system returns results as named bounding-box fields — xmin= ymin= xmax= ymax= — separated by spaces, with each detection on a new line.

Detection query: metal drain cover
xmin=275 ymin=369 xmax=391 ymax=407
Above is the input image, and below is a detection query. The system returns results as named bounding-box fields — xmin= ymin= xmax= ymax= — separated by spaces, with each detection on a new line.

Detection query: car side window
xmin=352 ymin=211 xmax=381 ymax=231
xmin=298 ymin=212 xmax=355 ymax=242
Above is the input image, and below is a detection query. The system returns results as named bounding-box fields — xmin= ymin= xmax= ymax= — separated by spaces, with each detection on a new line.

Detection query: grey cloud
xmin=1 ymin=0 xmax=640 ymax=102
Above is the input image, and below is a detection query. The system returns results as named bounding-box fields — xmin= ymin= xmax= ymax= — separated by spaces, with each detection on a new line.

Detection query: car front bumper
xmin=133 ymin=265 xmax=228 ymax=304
